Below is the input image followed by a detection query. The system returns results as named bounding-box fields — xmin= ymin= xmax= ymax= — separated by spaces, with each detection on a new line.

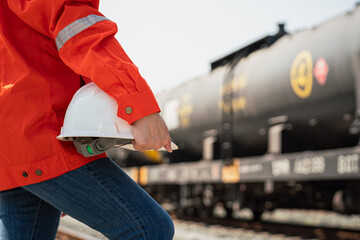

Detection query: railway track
xmin=174 ymin=213 xmax=360 ymax=240
xmin=56 ymin=210 xmax=360 ymax=240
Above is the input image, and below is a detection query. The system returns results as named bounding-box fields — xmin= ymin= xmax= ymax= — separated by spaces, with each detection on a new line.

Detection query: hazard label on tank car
xmin=314 ymin=57 xmax=329 ymax=86
xmin=290 ymin=50 xmax=313 ymax=98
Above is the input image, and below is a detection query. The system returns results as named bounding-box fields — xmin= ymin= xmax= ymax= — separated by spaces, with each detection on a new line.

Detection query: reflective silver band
xmin=55 ymin=14 xmax=108 ymax=50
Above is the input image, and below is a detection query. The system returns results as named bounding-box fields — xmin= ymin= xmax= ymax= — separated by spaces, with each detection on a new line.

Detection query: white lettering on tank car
xmin=190 ymin=168 xmax=198 ymax=180
xmin=293 ymin=156 xmax=325 ymax=175
xmin=337 ymin=154 xmax=359 ymax=174
xmin=167 ymin=169 xmax=177 ymax=181
xmin=198 ymin=169 xmax=212 ymax=181
xmin=211 ymin=165 xmax=221 ymax=180
xmin=240 ymin=163 xmax=263 ymax=174
xmin=179 ymin=168 xmax=190 ymax=181
xmin=271 ymin=159 xmax=291 ymax=176
xmin=148 ymin=168 xmax=159 ymax=180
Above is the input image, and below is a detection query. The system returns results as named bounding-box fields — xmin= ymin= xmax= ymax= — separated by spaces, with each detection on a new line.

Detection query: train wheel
xmin=225 ymin=206 xmax=233 ymax=218
xmin=198 ymin=206 xmax=213 ymax=218
xmin=252 ymin=209 xmax=263 ymax=221
xmin=176 ymin=207 xmax=186 ymax=218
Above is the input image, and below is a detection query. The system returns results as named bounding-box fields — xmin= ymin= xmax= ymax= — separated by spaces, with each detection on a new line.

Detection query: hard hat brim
xmin=57 ymin=130 xmax=134 ymax=141
xmin=57 ymin=132 xmax=178 ymax=151
xmin=121 ymin=141 xmax=178 ymax=151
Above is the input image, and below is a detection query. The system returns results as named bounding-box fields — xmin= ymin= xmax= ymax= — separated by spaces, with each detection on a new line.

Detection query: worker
xmin=0 ymin=0 xmax=174 ymax=239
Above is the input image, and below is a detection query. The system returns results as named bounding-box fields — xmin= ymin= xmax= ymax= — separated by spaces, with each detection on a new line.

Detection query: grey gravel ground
xmin=59 ymin=209 xmax=360 ymax=240
xmin=59 ymin=216 xmax=305 ymax=240
xmin=172 ymin=220 xmax=308 ymax=240
xmin=59 ymin=216 xmax=107 ymax=239
xmin=262 ymin=209 xmax=360 ymax=230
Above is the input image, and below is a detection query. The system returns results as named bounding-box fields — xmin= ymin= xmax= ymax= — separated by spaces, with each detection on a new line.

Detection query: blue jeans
xmin=0 ymin=158 xmax=174 ymax=240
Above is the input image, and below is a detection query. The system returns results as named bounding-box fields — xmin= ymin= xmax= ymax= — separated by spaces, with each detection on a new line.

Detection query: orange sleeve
xmin=8 ymin=0 xmax=160 ymax=124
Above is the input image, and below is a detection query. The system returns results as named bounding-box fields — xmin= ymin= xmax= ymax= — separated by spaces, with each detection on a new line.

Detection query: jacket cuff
xmin=116 ymin=91 xmax=161 ymax=125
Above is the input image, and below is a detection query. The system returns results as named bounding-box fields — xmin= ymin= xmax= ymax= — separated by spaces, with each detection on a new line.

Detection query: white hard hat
xmin=57 ymin=82 xmax=177 ymax=157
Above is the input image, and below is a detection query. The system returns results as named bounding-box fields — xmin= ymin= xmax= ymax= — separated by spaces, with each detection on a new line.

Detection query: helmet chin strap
xmin=73 ymin=137 xmax=132 ymax=157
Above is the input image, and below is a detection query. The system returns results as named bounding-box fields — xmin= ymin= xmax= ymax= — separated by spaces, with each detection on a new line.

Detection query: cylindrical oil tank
xmin=158 ymin=6 xmax=360 ymax=160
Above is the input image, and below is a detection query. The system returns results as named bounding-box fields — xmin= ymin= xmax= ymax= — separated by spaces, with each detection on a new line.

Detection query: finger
xmin=152 ymin=144 xmax=163 ymax=151
xmin=164 ymin=142 xmax=172 ymax=153
xmin=132 ymin=140 xmax=146 ymax=152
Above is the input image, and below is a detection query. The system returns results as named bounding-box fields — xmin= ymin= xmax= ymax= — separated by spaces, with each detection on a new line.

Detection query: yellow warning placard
xmin=130 ymin=168 xmax=139 ymax=183
xmin=222 ymin=159 xmax=240 ymax=183
xmin=139 ymin=167 xmax=148 ymax=186
xmin=290 ymin=50 xmax=313 ymax=98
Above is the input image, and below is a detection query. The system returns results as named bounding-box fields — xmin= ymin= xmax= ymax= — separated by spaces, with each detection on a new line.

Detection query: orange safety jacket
xmin=0 ymin=0 xmax=160 ymax=191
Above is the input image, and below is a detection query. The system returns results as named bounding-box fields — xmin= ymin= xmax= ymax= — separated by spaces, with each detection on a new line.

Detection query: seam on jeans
xmin=29 ymin=199 xmax=42 ymax=240
xmin=84 ymin=162 xmax=147 ymax=239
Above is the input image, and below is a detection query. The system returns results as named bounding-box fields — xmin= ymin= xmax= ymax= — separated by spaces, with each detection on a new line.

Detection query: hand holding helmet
xmin=132 ymin=113 xmax=173 ymax=152
xmin=57 ymin=82 xmax=177 ymax=157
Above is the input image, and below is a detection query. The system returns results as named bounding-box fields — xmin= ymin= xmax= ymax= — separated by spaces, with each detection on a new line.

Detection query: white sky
xmin=99 ymin=0 xmax=358 ymax=93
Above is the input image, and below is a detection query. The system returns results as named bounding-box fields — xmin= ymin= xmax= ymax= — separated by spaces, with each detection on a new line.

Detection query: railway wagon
xmin=157 ymin=7 xmax=359 ymax=161
xmin=116 ymin=5 xmax=360 ymax=218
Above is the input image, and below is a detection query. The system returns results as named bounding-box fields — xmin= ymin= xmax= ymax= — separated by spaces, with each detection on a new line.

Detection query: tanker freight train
xmin=109 ymin=5 xmax=360 ymax=217
xmin=158 ymin=12 xmax=359 ymax=161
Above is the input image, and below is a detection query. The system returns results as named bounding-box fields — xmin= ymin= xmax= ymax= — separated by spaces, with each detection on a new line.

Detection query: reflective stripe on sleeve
xmin=55 ymin=14 xmax=108 ymax=50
